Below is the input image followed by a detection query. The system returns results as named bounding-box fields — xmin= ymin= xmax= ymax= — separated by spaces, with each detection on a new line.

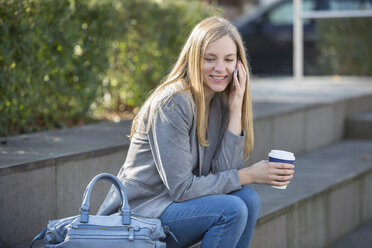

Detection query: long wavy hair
xmin=130 ymin=17 xmax=254 ymax=160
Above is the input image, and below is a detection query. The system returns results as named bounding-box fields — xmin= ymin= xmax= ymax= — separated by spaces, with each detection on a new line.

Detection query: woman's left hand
xmin=228 ymin=60 xmax=246 ymax=114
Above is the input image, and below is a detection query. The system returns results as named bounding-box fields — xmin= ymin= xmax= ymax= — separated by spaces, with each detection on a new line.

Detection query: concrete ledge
xmin=328 ymin=220 xmax=372 ymax=248
xmin=190 ymin=140 xmax=372 ymax=248
xmin=14 ymin=140 xmax=372 ymax=248
xmin=345 ymin=111 xmax=372 ymax=139
xmin=2 ymin=77 xmax=372 ymax=171
xmin=0 ymin=120 xmax=132 ymax=176
xmin=249 ymin=140 xmax=372 ymax=248
xmin=247 ymin=77 xmax=372 ymax=164
xmin=0 ymin=150 xmax=127 ymax=247
xmin=2 ymin=76 xmax=372 ymax=247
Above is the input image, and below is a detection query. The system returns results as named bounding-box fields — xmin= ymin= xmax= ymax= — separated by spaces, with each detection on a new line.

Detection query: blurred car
xmin=234 ymin=0 xmax=372 ymax=75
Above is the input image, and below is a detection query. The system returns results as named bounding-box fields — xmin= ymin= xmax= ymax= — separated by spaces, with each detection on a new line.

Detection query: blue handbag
xmin=30 ymin=173 xmax=166 ymax=248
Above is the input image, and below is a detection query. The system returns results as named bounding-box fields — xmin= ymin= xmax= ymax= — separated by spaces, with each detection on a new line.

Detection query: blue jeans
xmin=160 ymin=186 xmax=261 ymax=248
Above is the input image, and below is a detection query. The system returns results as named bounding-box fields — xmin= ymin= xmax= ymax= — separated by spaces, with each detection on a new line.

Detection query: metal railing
xmin=293 ymin=0 xmax=372 ymax=82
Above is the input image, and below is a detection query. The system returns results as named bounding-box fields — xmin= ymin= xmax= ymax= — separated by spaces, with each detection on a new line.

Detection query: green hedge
xmin=0 ymin=0 xmax=219 ymax=136
xmin=317 ymin=18 xmax=372 ymax=75
xmin=102 ymin=0 xmax=219 ymax=111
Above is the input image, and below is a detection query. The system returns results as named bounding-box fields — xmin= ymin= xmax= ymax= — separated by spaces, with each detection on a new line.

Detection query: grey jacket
xmin=98 ymin=86 xmax=245 ymax=217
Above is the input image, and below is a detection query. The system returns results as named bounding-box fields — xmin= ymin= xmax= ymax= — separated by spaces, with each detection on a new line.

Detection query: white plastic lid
xmin=268 ymin=150 xmax=295 ymax=161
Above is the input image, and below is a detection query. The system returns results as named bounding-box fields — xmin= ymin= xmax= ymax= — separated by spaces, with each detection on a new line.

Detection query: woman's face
xmin=202 ymin=35 xmax=237 ymax=97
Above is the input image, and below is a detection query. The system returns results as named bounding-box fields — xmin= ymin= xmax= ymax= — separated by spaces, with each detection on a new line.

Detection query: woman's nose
xmin=214 ymin=60 xmax=225 ymax=72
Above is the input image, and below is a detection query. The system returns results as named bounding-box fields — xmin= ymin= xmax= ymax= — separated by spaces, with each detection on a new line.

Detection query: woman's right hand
xmin=237 ymin=160 xmax=295 ymax=187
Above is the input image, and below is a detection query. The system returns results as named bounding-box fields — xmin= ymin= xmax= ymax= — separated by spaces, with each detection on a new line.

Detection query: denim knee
xmin=236 ymin=186 xmax=261 ymax=214
xmin=219 ymin=196 xmax=248 ymax=228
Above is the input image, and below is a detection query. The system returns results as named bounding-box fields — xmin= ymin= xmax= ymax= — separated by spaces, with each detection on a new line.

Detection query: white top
xmin=269 ymin=150 xmax=295 ymax=161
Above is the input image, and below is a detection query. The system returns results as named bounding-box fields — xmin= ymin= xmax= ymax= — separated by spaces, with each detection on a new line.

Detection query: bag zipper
xmin=68 ymin=226 xmax=152 ymax=241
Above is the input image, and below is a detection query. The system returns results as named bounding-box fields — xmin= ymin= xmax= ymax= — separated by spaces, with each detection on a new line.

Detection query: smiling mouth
xmin=211 ymin=75 xmax=227 ymax=80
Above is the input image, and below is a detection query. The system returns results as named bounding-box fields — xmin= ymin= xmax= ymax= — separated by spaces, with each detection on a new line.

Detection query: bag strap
xmin=80 ymin=173 xmax=131 ymax=225
xmin=30 ymin=228 xmax=46 ymax=248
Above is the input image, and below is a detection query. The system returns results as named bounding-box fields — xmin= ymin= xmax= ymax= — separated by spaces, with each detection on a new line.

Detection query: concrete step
xmin=3 ymin=77 xmax=372 ymax=248
xmin=20 ymin=140 xmax=372 ymax=248
xmin=328 ymin=220 xmax=372 ymax=248
xmin=345 ymin=111 xmax=372 ymax=139
xmin=248 ymin=140 xmax=372 ymax=248
xmin=190 ymin=140 xmax=372 ymax=248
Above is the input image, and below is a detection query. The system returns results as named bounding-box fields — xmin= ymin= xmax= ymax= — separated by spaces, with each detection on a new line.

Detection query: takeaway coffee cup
xmin=268 ymin=150 xmax=295 ymax=189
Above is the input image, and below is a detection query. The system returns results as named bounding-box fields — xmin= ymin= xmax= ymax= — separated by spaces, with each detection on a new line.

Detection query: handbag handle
xmin=80 ymin=173 xmax=131 ymax=225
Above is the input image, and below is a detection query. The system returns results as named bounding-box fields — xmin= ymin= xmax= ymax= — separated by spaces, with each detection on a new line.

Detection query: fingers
xmin=269 ymin=162 xmax=295 ymax=169
xmin=268 ymin=162 xmax=295 ymax=186
xmin=233 ymin=60 xmax=246 ymax=91
xmin=237 ymin=61 xmax=246 ymax=89
xmin=271 ymin=180 xmax=291 ymax=187
xmin=250 ymin=160 xmax=295 ymax=186
xmin=275 ymin=174 xmax=294 ymax=182
xmin=272 ymin=168 xmax=295 ymax=176
xmin=268 ymin=173 xmax=293 ymax=181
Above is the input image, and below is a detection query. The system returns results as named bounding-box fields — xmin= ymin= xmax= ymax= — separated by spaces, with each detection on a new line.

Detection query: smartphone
xmin=233 ymin=66 xmax=238 ymax=88
xmin=233 ymin=56 xmax=240 ymax=88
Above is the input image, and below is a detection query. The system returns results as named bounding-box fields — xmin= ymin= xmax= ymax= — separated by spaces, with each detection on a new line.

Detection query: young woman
xmin=98 ymin=17 xmax=295 ymax=248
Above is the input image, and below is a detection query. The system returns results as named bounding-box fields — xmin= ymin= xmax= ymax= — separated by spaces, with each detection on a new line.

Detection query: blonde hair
xmin=130 ymin=17 xmax=254 ymax=160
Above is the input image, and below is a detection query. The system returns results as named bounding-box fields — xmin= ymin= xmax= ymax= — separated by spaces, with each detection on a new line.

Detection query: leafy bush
xmin=100 ymin=0 xmax=219 ymax=113
xmin=0 ymin=0 xmax=119 ymax=135
xmin=0 ymin=0 xmax=219 ymax=136
xmin=316 ymin=18 xmax=372 ymax=75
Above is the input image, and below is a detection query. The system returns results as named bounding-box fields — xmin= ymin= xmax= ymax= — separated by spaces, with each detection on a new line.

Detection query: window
xmin=330 ymin=0 xmax=361 ymax=10
xmin=268 ymin=0 xmax=316 ymax=25
xmin=329 ymin=0 xmax=372 ymax=10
